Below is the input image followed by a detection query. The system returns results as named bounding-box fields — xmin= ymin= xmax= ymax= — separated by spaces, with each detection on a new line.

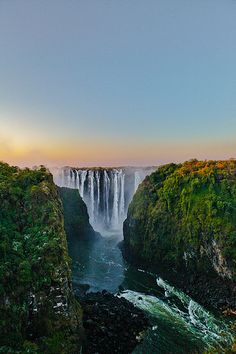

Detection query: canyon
xmin=53 ymin=166 xmax=155 ymax=231
xmin=0 ymin=161 xmax=235 ymax=353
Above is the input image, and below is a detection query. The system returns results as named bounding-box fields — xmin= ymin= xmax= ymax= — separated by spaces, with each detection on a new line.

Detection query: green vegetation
xmin=124 ymin=160 xmax=236 ymax=279
xmin=0 ymin=162 xmax=82 ymax=353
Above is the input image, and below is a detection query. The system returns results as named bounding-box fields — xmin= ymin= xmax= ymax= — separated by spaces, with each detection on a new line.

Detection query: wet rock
xmin=77 ymin=291 xmax=150 ymax=354
xmin=73 ymin=283 xmax=90 ymax=296
xmin=118 ymin=285 xmax=124 ymax=292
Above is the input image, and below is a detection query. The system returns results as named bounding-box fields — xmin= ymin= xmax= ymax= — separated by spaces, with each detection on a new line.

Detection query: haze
xmin=0 ymin=0 xmax=235 ymax=167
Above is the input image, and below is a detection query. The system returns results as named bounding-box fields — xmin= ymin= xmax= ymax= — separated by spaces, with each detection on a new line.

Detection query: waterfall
xmin=76 ymin=170 xmax=79 ymax=188
xmin=120 ymin=171 xmax=125 ymax=219
xmin=96 ymin=170 xmax=100 ymax=219
xmin=80 ymin=170 xmax=87 ymax=199
xmin=104 ymin=170 xmax=110 ymax=227
xmin=134 ymin=170 xmax=142 ymax=192
xmin=88 ymin=170 xmax=95 ymax=224
xmin=112 ymin=170 xmax=119 ymax=228
xmin=54 ymin=166 xmax=156 ymax=231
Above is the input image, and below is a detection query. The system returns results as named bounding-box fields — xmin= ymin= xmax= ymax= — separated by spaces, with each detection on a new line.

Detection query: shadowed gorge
xmin=0 ymin=164 xmax=150 ymax=354
xmin=54 ymin=162 xmax=236 ymax=353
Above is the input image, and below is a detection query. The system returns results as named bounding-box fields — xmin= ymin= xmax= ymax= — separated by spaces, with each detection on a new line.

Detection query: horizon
xmin=1 ymin=0 xmax=236 ymax=167
xmin=2 ymin=157 xmax=236 ymax=170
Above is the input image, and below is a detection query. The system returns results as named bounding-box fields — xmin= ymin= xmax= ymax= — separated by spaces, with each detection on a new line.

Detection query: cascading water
xmin=104 ymin=170 xmax=110 ymax=226
xmin=53 ymin=166 xmax=155 ymax=231
xmin=112 ymin=170 xmax=118 ymax=228
xmin=88 ymin=170 xmax=95 ymax=224
xmin=53 ymin=165 xmax=234 ymax=353
xmin=69 ymin=235 xmax=234 ymax=354
xmin=96 ymin=170 xmax=100 ymax=220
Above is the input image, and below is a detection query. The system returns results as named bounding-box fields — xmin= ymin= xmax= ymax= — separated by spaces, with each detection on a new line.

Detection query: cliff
xmin=58 ymin=187 xmax=99 ymax=241
xmin=0 ymin=162 xmax=82 ymax=353
xmin=123 ymin=160 xmax=236 ymax=310
xmin=54 ymin=166 xmax=155 ymax=231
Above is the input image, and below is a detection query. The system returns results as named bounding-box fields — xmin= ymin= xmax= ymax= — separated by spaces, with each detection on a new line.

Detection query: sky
xmin=0 ymin=0 xmax=236 ymax=167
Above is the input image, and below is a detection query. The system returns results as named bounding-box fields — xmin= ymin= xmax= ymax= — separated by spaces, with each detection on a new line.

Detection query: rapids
xmin=69 ymin=232 xmax=233 ymax=354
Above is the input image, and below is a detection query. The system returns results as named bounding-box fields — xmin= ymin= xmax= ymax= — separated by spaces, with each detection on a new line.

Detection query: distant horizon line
xmin=2 ymin=157 xmax=236 ymax=170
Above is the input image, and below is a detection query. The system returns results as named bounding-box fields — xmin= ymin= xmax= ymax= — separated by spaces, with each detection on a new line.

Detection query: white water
xmin=70 ymin=232 xmax=233 ymax=354
xmin=112 ymin=170 xmax=119 ymax=228
xmin=96 ymin=170 xmax=100 ymax=220
xmin=53 ymin=166 xmax=155 ymax=231
xmin=53 ymin=165 xmax=234 ymax=353
xmin=120 ymin=276 xmax=233 ymax=353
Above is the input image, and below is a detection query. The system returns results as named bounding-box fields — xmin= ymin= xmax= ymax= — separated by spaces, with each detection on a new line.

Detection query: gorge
xmin=0 ymin=163 xmax=150 ymax=354
xmin=123 ymin=160 xmax=236 ymax=311
xmin=53 ymin=162 xmax=235 ymax=353
xmin=2 ymin=1 xmax=235 ymax=352
xmin=1 ymin=161 xmax=235 ymax=353
xmin=53 ymin=166 xmax=155 ymax=231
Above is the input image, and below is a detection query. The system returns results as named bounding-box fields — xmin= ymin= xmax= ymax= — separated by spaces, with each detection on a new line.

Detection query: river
xmin=68 ymin=231 xmax=233 ymax=354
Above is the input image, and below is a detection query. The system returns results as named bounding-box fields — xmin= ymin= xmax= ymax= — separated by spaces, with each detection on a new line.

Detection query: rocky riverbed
xmin=175 ymin=271 xmax=236 ymax=312
xmin=76 ymin=290 xmax=150 ymax=354
xmin=121 ymin=241 xmax=236 ymax=313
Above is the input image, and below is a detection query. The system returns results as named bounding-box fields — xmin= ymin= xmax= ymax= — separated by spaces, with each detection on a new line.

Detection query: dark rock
xmin=78 ymin=291 xmax=150 ymax=354
xmin=118 ymin=285 xmax=124 ymax=292
xmin=85 ymin=319 xmax=96 ymax=327
xmin=58 ymin=186 xmax=101 ymax=241
xmin=73 ymin=283 xmax=90 ymax=296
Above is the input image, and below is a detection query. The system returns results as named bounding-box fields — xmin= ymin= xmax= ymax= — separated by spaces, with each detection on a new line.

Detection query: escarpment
xmin=0 ymin=163 xmax=149 ymax=354
xmin=58 ymin=186 xmax=100 ymax=241
xmin=0 ymin=162 xmax=83 ymax=353
xmin=123 ymin=160 xmax=236 ymax=310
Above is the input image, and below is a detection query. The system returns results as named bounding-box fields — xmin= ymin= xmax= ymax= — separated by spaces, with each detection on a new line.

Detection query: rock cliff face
xmin=0 ymin=163 xmax=82 ymax=353
xmin=123 ymin=160 xmax=236 ymax=310
xmin=58 ymin=187 xmax=99 ymax=241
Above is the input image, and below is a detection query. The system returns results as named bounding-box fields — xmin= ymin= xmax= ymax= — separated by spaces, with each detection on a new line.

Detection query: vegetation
xmin=124 ymin=159 xmax=236 ymax=352
xmin=0 ymin=162 xmax=82 ymax=353
xmin=124 ymin=159 xmax=236 ymax=279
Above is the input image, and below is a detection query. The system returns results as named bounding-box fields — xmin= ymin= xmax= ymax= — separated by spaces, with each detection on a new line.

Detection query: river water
xmin=68 ymin=231 xmax=233 ymax=354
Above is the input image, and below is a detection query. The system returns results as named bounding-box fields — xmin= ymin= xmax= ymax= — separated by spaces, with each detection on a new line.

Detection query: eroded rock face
xmin=123 ymin=160 xmax=236 ymax=310
xmin=203 ymin=240 xmax=233 ymax=279
xmin=58 ymin=186 xmax=100 ymax=241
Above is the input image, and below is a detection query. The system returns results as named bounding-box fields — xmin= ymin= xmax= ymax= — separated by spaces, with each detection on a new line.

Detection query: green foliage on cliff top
xmin=0 ymin=162 xmax=82 ymax=353
xmin=124 ymin=160 xmax=236 ymax=278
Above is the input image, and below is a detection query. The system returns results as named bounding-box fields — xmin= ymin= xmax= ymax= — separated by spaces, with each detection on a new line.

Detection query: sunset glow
xmin=0 ymin=0 xmax=236 ymax=167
